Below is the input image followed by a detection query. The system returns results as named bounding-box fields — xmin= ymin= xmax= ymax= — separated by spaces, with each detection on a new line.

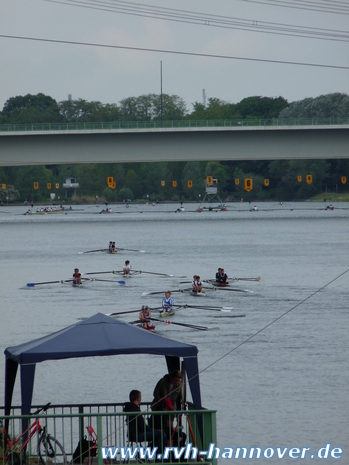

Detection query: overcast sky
xmin=0 ymin=0 xmax=348 ymax=112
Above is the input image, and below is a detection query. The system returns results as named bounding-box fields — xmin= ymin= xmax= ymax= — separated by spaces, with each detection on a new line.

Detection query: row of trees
xmin=0 ymin=92 xmax=348 ymax=203
xmin=0 ymin=158 xmax=347 ymax=204
xmin=1 ymin=92 xmax=348 ymax=126
xmin=0 ymin=93 xmax=292 ymax=125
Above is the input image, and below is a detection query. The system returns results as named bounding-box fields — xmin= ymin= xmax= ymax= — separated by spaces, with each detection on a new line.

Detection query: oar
xmin=107 ymin=307 xmax=164 ymax=317
xmin=141 ymin=288 xmax=192 ymax=296
xmin=108 ymin=310 xmax=143 ymax=317
xmin=172 ymin=304 xmax=232 ymax=312
xmin=114 ymin=248 xmax=146 ymax=253
xmin=82 ymin=271 xmax=115 ymax=276
xmin=150 ymin=317 xmax=208 ymax=331
xmin=133 ymin=271 xmax=187 ymax=278
xmin=26 ymin=280 xmax=63 ymax=287
xmin=206 ymin=286 xmax=253 ymax=294
xmin=82 ymin=270 xmax=139 ymax=277
xmin=78 ymin=249 xmax=108 ymax=254
xmin=92 ymin=278 xmax=126 ymax=285
xmin=214 ymin=314 xmax=246 ymax=318
xmin=231 ymin=277 xmax=261 ymax=282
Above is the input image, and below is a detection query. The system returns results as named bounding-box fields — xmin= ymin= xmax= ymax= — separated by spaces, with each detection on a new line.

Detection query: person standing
xmin=161 ymin=291 xmax=174 ymax=313
xmin=151 ymin=370 xmax=182 ymax=411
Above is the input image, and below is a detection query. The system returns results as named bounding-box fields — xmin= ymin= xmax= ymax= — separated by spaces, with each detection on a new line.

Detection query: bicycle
xmin=1 ymin=403 xmax=66 ymax=465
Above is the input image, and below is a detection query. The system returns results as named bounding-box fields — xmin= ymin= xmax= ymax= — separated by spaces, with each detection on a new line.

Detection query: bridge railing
xmin=0 ymin=402 xmax=217 ymax=465
xmin=0 ymin=117 xmax=348 ymax=133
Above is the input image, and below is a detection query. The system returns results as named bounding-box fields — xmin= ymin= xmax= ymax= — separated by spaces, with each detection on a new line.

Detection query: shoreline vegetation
xmin=1 ymin=193 xmax=348 ymax=207
xmin=1 ymin=93 xmax=348 ymax=205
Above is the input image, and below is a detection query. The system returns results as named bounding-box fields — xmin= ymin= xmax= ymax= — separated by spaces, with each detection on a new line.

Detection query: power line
xmin=44 ymin=0 xmax=349 ymax=42
xmin=199 ymin=268 xmax=349 ymax=376
xmin=1 ymin=34 xmax=348 ymax=70
xmin=239 ymin=0 xmax=349 ymax=16
xmin=101 ymin=267 xmax=349 ymax=446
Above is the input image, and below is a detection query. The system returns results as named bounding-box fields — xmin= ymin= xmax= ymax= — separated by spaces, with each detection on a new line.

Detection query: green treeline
xmin=0 ymin=92 xmax=348 ymax=203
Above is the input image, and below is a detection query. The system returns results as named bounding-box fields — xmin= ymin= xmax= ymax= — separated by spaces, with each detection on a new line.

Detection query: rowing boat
xmin=205 ymin=279 xmax=231 ymax=287
xmin=26 ymin=211 xmax=67 ymax=215
xmin=160 ymin=310 xmax=175 ymax=317
xmin=137 ymin=324 xmax=155 ymax=332
xmin=62 ymin=277 xmax=93 ymax=286
xmin=190 ymin=291 xmax=206 ymax=297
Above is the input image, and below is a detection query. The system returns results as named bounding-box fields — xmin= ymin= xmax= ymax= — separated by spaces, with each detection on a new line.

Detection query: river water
xmin=0 ymin=201 xmax=348 ymax=463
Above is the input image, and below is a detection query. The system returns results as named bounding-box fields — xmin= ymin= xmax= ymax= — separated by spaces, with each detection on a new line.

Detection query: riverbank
xmin=1 ymin=193 xmax=349 ymax=207
xmin=309 ymin=193 xmax=349 ymax=202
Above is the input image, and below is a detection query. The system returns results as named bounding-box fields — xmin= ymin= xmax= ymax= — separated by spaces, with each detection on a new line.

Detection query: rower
xmin=219 ymin=268 xmax=228 ymax=285
xmin=73 ymin=268 xmax=81 ymax=285
xmin=192 ymin=275 xmax=197 ymax=292
xmin=108 ymin=241 xmax=113 ymax=252
xmin=162 ymin=291 xmax=174 ymax=313
xmin=111 ymin=242 xmax=116 ymax=253
xmin=215 ymin=268 xmax=221 ymax=283
xmin=139 ymin=305 xmax=152 ymax=329
xmin=196 ymin=276 xmax=203 ymax=293
xmin=192 ymin=275 xmax=203 ymax=293
xmin=123 ymin=260 xmax=132 ymax=275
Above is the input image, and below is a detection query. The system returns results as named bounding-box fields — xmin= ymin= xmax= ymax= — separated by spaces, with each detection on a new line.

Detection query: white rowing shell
xmin=190 ymin=291 xmax=206 ymax=297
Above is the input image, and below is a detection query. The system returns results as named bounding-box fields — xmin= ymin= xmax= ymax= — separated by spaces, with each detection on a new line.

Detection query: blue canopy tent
xmin=4 ymin=313 xmax=202 ymax=431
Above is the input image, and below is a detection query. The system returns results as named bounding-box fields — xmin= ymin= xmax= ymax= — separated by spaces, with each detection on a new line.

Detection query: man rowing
xmin=73 ymin=268 xmax=81 ymax=285
xmin=123 ymin=260 xmax=132 ymax=275
xmin=139 ymin=305 xmax=152 ymax=329
xmin=192 ymin=275 xmax=203 ymax=293
xmin=220 ymin=268 xmax=229 ymax=284
xmin=215 ymin=268 xmax=229 ymax=285
xmin=108 ymin=241 xmax=113 ymax=252
xmin=162 ymin=291 xmax=174 ymax=313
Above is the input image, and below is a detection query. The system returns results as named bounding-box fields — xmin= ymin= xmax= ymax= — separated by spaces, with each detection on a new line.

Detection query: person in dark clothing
xmin=151 ymin=370 xmax=182 ymax=411
xmin=152 ymin=398 xmax=186 ymax=449
xmin=219 ymin=268 xmax=228 ymax=284
xmin=73 ymin=268 xmax=81 ymax=285
xmin=123 ymin=390 xmax=165 ymax=455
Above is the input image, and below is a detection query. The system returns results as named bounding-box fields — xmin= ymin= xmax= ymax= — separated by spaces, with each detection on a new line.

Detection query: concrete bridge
xmin=0 ymin=122 xmax=348 ymax=166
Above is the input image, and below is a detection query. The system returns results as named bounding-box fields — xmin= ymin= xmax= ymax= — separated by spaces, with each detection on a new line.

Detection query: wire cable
xmin=238 ymin=0 xmax=349 ymax=16
xmin=199 ymin=267 xmax=349 ymax=376
xmin=100 ymin=268 xmax=349 ymax=448
xmin=44 ymin=0 xmax=349 ymax=42
xmin=1 ymin=34 xmax=348 ymax=70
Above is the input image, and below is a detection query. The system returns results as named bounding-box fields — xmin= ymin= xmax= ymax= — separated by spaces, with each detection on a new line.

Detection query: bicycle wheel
xmin=38 ymin=435 xmax=66 ymax=465
xmin=6 ymin=452 xmax=20 ymax=465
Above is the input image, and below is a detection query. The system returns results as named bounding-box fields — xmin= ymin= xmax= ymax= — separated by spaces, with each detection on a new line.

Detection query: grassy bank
xmin=309 ymin=193 xmax=349 ymax=202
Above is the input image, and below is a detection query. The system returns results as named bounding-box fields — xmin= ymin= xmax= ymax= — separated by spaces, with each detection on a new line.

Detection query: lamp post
xmin=160 ymin=61 xmax=163 ymax=127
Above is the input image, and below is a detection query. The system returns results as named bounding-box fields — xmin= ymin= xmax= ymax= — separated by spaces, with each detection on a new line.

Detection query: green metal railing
xmin=0 ymin=403 xmax=217 ymax=465
xmin=0 ymin=117 xmax=348 ymax=133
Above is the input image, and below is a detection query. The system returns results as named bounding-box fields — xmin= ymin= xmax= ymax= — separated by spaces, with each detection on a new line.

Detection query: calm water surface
xmin=0 ymin=202 xmax=348 ymax=463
